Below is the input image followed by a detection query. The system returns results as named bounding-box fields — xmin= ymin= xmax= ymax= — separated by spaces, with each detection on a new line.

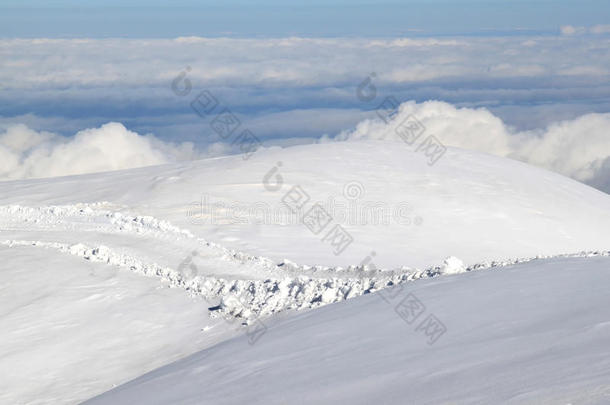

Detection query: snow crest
xmin=1 ymin=204 xmax=608 ymax=322
xmin=2 ymin=238 xmax=608 ymax=322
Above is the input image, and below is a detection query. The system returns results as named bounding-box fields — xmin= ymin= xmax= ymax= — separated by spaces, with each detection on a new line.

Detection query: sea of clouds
xmin=2 ymin=101 xmax=609 ymax=193
xmin=1 ymin=34 xmax=609 ymax=191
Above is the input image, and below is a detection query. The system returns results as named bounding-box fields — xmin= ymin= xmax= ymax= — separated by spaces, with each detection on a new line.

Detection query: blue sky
xmin=1 ymin=0 xmax=609 ymax=38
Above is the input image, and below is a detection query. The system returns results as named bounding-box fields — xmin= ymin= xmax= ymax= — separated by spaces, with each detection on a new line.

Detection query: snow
xmin=0 ymin=141 xmax=609 ymax=269
xmin=0 ymin=244 xmax=230 ymax=405
xmin=438 ymin=256 xmax=466 ymax=275
xmin=83 ymin=255 xmax=610 ymax=405
xmin=1 ymin=141 xmax=609 ymax=403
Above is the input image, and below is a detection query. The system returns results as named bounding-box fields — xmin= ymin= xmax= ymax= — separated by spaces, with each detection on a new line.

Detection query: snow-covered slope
xmin=0 ymin=141 xmax=609 ymax=269
xmin=84 ymin=255 xmax=610 ymax=405
xmin=1 ymin=141 xmax=609 ymax=404
xmin=0 ymin=243 xmax=244 ymax=405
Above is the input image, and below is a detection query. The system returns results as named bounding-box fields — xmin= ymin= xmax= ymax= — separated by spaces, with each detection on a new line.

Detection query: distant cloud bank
xmin=1 ymin=36 xmax=609 ymax=191
xmin=2 ymin=36 xmax=609 ymax=90
xmin=2 ymin=102 xmax=609 ymax=194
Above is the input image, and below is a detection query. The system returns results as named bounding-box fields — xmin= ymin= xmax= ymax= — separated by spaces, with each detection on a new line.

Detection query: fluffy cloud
xmin=1 ymin=103 xmax=609 ymax=193
xmin=1 ymin=37 xmax=609 ymax=191
xmin=335 ymin=101 xmax=610 ymax=192
xmin=0 ymin=101 xmax=610 ymax=192
xmin=0 ymin=123 xmax=211 ymax=180
xmin=2 ymin=35 xmax=610 ymax=150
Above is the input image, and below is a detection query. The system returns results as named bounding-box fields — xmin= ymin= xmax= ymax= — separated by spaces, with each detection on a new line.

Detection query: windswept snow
xmin=0 ymin=141 xmax=609 ymax=268
xmin=84 ymin=256 xmax=610 ymax=405
xmin=1 ymin=203 xmax=607 ymax=321
xmin=0 ymin=244 xmax=223 ymax=405
xmin=1 ymin=141 xmax=609 ymax=404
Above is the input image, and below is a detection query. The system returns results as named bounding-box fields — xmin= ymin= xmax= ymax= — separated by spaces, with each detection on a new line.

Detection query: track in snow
xmin=2 ymin=203 xmax=608 ymax=321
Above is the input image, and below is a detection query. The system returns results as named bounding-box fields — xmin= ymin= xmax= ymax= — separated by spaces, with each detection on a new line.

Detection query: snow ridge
xmin=2 ymin=204 xmax=608 ymax=321
xmin=2 ymin=238 xmax=608 ymax=322
xmin=0 ymin=239 xmax=425 ymax=320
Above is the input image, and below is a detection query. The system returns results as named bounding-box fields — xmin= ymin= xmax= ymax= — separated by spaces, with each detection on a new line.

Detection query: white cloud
xmin=0 ymin=123 xmax=204 ymax=180
xmin=2 ymin=104 xmax=610 ymax=193
xmin=1 ymin=36 xmax=609 ymax=91
xmin=514 ymin=113 xmax=610 ymax=184
xmin=2 ymin=35 xmax=610 ymax=142
xmin=1 ymin=36 xmax=609 ymax=191
xmin=335 ymin=101 xmax=610 ymax=191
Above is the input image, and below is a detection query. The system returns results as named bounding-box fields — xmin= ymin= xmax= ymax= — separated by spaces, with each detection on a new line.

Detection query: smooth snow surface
xmin=1 ymin=141 xmax=609 ymax=404
xmin=85 ymin=256 xmax=610 ymax=405
xmin=0 ymin=244 xmax=228 ymax=405
xmin=0 ymin=141 xmax=609 ymax=269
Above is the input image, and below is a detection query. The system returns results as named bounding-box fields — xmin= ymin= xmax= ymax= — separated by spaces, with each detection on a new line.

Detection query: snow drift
xmin=1 ymin=140 xmax=610 ymax=404
xmin=0 ymin=140 xmax=609 ymax=269
xmin=84 ymin=255 xmax=610 ymax=405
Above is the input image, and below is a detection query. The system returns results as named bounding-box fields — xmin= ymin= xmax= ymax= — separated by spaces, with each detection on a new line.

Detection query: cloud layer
xmin=2 ymin=36 xmax=609 ymax=90
xmin=1 ymin=36 xmax=609 ymax=191
xmin=2 ymin=35 xmax=610 ymax=153
xmin=2 ymin=101 xmax=609 ymax=195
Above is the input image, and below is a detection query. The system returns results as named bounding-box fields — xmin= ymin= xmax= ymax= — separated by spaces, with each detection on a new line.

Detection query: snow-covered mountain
xmin=84 ymin=255 xmax=610 ymax=405
xmin=1 ymin=141 xmax=609 ymax=404
xmin=1 ymin=140 xmax=609 ymax=268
